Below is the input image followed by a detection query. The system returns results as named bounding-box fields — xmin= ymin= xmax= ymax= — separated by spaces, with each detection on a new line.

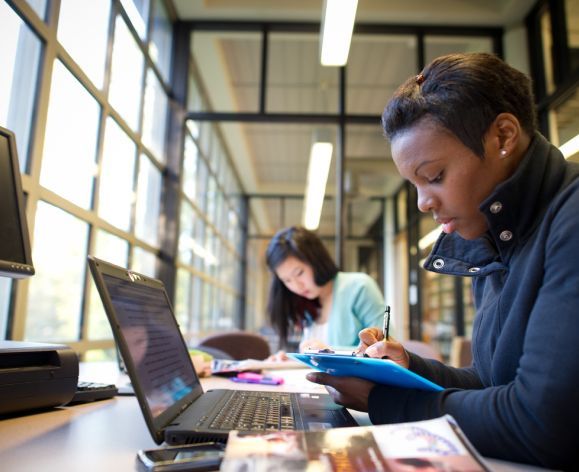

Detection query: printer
xmin=0 ymin=340 xmax=79 ymax=415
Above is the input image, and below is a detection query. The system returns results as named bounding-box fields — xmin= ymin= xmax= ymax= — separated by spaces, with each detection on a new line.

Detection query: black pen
xmin=383 ymin=305 xmax=391 ymax=341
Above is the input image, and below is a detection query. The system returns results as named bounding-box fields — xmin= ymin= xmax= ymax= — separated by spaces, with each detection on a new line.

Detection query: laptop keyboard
xmin=209 ymin=391 xmax=295 ymax=431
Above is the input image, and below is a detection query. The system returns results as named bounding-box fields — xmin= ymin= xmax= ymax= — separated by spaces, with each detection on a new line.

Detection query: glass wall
xmin=1 ymin=0 xmax=250 ymax=358
xmin=531 ymin=0 xmax=579 ymax=162
xmin=0 ymin=0 xmax=171 ymax=360
xmin=175 ymin=73 xmax=246 ymax=341
xmin=187 ymin=18 xmax=503 ymax=351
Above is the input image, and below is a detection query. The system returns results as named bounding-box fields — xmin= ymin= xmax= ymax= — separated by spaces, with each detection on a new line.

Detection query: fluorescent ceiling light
xmin=320 ymin=0 xmax=358 ymax=66
xmin=418 ymin=225 xmax=442 ymax=251
xmin=559 ymin=133 xmax=579 ymax=159
xmin=303 ymin=137 xmax=333 ymax=230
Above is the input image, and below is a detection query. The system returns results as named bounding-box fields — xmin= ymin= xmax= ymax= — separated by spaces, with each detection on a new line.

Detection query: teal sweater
xmin=317 ymin=272 xmax=385 ymax=347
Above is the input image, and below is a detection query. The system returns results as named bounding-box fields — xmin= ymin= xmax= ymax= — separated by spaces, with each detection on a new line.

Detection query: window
xmin=182 ymin=135 xmax=199 ymax=201
xmin=424 ymin=35 xmax=493 ymax=63
xmin=0 ymin=279 xmax=11 ymax=337
xmin=0 ymin=2 xmax=42 ymax=170
xmin=550 ymin=87 xmax=579 ymax=162
xmin=268 ymin=33 xmax=338 ymax=114
xmin=150 ymin=0 xmax=173 ymax=83
xmin=98 ymin=117 xmax=137 ymax=231
xmin=131 ymin=246 xmax=157 ymax=277
xmin=181 ymin=109 xmax=245 ymax=335
xmin=40 ymin=60 xmax=100 ymax=209
xmin=174 ymin=269 xmax=191 ymax=329
xmin=24 ymin=0 xmax=47 ymax=21
xmin=191 ymin=31 xmax=261 ymax=112
xmin=1 ymin=2 xmax=175 ymax=360
xmin=347 ymin=35 xmax=417 ymax=115
xmin=142 ymin=68 xmax=168 ymax=161
xmin=120 ymin=0 xmax=149 ymax=40
xmin=25 ymin=202 xmax=89 ymax=341
xmin=57 ymin=0 xmax=111 ymax=89
xmin=87 ymin=230 xmax=129 ymax=340
xmin=178 ymin=200 xmax=195 ymax=265
xmin=135 ymin=154 xmax=162 ymax=247
xmin=109 ymin=15 xmax=144 ymax=131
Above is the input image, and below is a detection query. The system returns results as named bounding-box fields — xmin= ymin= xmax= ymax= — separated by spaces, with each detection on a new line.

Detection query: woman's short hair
xmin=266 ymin=226 xmax=338 ymax=286
xmin=382 ymin=52 xmax=537 ymax=157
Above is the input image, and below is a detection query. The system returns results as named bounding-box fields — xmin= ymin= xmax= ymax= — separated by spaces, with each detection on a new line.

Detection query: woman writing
xmin=266 ymin=225 xmax=386 ymax=356
xmin=306 ymin=52 xmax=579 ymax=469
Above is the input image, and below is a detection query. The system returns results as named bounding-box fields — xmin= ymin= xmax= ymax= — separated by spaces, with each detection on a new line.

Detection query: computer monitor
xmin=0 ymin=126 xmax=34 ymax=278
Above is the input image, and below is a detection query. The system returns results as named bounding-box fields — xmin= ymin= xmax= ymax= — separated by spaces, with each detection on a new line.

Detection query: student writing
xmin=307 ymin=52 xmax=579 ymax=469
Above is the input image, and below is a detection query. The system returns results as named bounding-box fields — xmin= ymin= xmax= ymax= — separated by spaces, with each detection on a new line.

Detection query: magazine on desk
xmin=220 ymin=415 xmax=490 ymax=472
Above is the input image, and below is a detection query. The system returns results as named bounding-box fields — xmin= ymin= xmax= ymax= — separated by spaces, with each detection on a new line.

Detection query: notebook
xmin=88 ymin=256 xmax=357 ymax=445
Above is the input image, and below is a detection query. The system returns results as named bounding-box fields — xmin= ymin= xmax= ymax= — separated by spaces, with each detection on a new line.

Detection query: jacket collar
xmin=423 ymin=132 xmax=567 ymax=276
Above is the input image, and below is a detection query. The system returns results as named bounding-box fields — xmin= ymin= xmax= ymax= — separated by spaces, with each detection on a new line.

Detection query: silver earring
xmin=500 ymin=149 xmax=507 ymax=157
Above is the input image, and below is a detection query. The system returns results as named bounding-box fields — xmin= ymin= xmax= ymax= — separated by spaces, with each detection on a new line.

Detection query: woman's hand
xmin=299 ymin=339 xmax=331 ymax=353
xmin=355 ymin=327 xmax=410 ymax=368
xmin=266 ymin=350 xmax=289 ymax=362
xmin=305 ymin=372 xmax=374 ymax=412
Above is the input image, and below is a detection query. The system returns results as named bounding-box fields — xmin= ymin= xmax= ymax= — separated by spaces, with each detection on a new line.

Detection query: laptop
xmin=87 ymin=256 xmax=357 ymax=445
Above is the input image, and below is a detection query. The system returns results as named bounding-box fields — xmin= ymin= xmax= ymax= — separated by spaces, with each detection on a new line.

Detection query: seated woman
xmin=265 ymin=225 xmax=387 ymax=358
xmin=306 ymin=52 xmax=579 ymax=469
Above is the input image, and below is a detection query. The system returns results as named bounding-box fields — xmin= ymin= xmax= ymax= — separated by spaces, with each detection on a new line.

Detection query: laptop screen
xmin=102 ymin=273 xmax=198 ymax=418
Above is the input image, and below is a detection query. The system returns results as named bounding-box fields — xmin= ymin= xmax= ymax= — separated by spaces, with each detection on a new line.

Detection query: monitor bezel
xmin=0 ymin=125 xmax=35 ymax=278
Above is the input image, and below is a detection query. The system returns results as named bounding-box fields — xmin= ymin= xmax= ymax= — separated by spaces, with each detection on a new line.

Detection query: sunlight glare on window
xmin=87 ymin=230 xmax=129 ymax=340
xmin=0 ymin=5 xmax=20 ymax=125
xmin=98 ymin=117 xmax=137 ymax=232
xmin=40 ymin=61 xmax=99 ymax=209
xmin=0 ymin=2 xmax=42 ymax=169
xmin=57 ymin=0 xmax=111 ymax=89
xmin=119 ymin=0 xmax=149 ymax=39
xmin=142 ymin=68 xmax=168 ymax=161
xmin=150 ymin=0 xmax=172 ymax=82
xmin=132 ymin=247 xmax=156 ymax=277
xmin=182 ymin=135 xmax=199 ymax=201
xmin=109 ymin=16 xmax=144 ymax=132
xmin=0 ymin=279 xmax=11 ymax=340
xmin=25 ymin=202 xmax=88 ymax=341
xmin=135 ymin=154 xmax=161 ymax=247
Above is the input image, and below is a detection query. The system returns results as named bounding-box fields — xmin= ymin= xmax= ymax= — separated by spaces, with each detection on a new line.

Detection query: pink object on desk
xmin=231 ymin=372 xmax=284 ymax=385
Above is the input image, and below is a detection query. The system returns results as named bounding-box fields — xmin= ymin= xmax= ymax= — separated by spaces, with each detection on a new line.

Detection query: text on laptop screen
xmin=102 ymin=273 xmax=198 ymax=417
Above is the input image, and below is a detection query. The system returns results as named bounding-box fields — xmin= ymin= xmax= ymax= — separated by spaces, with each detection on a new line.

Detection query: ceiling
xmin=172 ymin=0 xmax=537 ymax=26
xmin=170 ymin=0 xmax=540 ymax=236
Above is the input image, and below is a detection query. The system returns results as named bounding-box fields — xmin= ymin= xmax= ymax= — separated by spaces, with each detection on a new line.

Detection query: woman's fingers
xmin=299 ymin=339 xmax=330 ymax=353
xmin=266 ymin=350 xmax=288 ymax=362
xmin=355 ymin=327 xmax=383 ymax=354
xmin=365 ymin=338 xmax=410 ymax=368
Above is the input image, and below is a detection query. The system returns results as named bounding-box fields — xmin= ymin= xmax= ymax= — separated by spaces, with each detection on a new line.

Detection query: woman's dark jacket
xmin=368 ymin=133 xmax=579 ymax=469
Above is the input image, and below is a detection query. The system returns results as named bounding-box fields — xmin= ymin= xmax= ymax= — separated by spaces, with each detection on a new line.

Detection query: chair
xmin=196 ymin=331 xmax=271 ymax=360
xmin=402 ymin=339 xmax=443 ymax=362
xmin=450 ymin=336 xmax=473 ymax=367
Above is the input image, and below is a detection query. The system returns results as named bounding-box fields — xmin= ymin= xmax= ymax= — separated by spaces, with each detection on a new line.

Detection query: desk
xmin=0 ymin=363 xmax=555 ymax=472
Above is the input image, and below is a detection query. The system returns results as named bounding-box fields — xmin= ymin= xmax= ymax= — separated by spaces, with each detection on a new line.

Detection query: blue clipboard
xmin=289 ymin=352 xmax=443 ymax=392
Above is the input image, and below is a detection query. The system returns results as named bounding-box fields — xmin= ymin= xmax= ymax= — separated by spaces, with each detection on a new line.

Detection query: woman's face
xmin=274 ymin=255 xmax=320 ymax=299
xmin=391 ymin=121 xmax=509 ymax=240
